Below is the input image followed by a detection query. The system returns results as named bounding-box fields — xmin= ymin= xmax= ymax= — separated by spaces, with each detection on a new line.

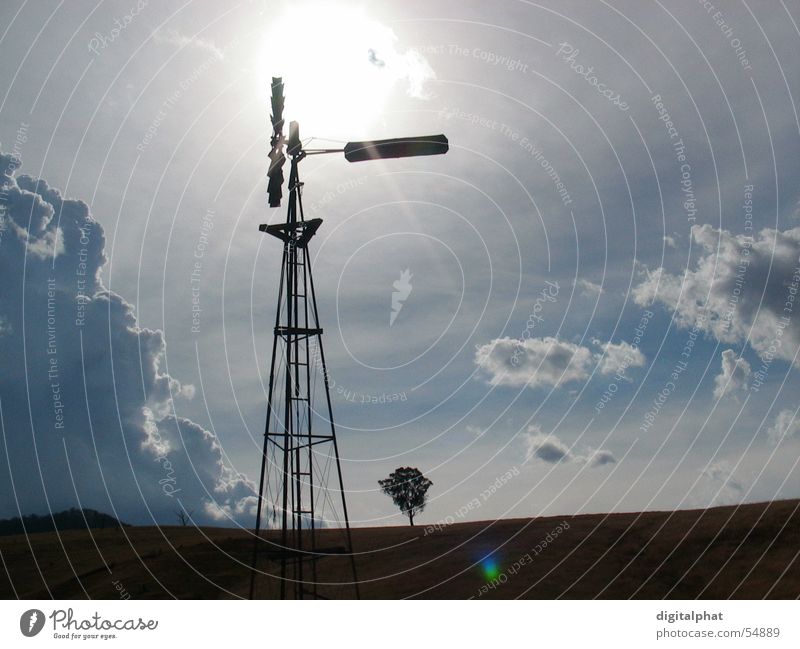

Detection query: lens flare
xmin=481 ymin=557 xmax=500 ymax=581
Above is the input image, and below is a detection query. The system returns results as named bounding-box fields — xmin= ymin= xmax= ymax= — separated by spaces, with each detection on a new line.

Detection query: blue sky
xmin=1 ymin=0 xmax=799 ymax=529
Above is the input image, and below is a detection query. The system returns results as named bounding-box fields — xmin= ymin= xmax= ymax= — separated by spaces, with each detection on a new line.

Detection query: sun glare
xmin=258 ymin=3 xmax=430 ymax=139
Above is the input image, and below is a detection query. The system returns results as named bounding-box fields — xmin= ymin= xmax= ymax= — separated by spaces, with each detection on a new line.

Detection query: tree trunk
xmin=409 ymin=510 xmax=414 ymax=526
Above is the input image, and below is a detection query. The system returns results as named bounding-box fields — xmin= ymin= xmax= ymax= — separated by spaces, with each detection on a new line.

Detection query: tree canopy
xmin=378 ymin=467 xmax=433 ymax=526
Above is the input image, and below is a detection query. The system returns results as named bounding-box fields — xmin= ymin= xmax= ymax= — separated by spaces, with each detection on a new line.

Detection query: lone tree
xmin=378 ymin=467 xmax=433 ymax=526
xmin=175 ymin=508 xmax=194 ymax=527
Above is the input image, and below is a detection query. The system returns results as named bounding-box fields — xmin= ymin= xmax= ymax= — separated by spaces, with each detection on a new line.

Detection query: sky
xmin=1 ymin=0 xmax=799 ymax=530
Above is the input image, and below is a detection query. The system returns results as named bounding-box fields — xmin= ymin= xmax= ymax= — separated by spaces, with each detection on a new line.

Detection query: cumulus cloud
xmin=713 ymin=349 xmax=751 ymax=400
xmin=475 ymin=336 xmax=594 ymax=388
xmin=0 ymin=152 xmax=255 ymax=524
xmin=475 ymin=336 xmax=645 ymax=388
xmin=596 ymin=340 xmax=646 ymax=377
xmin=767 ymin=408 xmax=800 ymax=445
xmin=522 ymin=426 xmax=616 ymax=468
xmin=633 ymin=223 xmax=800 ymax=366
xmin=663 ymin=235 xmax=677 ymax=248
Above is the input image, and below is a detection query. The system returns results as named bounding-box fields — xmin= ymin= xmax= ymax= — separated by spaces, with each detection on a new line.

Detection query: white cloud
xmin=475 ymin=336 xmax=594 ymax=388
xmin=466 ymin=425 xmax=484 ymax=437
xmin=713 ymin=349 xmax=751 ymax=400
xmin=633 ymin=223 xmax=800 ymax=366
xmin=388 ymin=46 xmax=435 ymax=99
xmin=576 ymin=278 xmax=604 ymax=296
xmin=663 ymin=235 xmax=677 ymax=248
xmin=596 ymin=340 xmax=646 ymax=377
xmin=154 ymin=29 xmax=225 ymax=60
xmin=767 ymin=408 xmax=800 ymax=445
xmin=475 ymin=336 xmax=645 ymax=388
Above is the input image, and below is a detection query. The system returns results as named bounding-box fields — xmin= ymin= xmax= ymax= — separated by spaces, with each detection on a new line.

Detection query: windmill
xmin=249 ymin=77 xmax=448 ymax=599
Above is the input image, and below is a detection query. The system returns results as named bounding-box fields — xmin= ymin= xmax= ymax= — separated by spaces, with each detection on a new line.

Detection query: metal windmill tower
xmin=249 ymin=77 xmax=447 ymax=599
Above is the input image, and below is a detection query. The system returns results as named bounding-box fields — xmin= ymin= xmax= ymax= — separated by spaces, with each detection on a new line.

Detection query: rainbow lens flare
xmin=481 ymin=558 xmax=500 ymax=581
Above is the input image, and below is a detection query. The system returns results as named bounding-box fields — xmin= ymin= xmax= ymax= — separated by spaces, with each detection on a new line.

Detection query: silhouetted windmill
xmin=249 ymin=77 xmax=448 ymax=599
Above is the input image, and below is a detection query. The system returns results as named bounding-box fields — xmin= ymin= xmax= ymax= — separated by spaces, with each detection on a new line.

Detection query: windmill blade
xmin=267 ymin=149 xmax=285 ymax=208
xmin=267 ymin=77 xmax=286 ymax=207
xmin=270 ymin=77 xmax=285 ymax=132
xmin=344 ymin=134 xmax=448 ymax=162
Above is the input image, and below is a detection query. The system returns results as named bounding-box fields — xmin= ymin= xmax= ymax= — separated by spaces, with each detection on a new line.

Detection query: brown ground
xmin=1 ymin=499 xmax=798 ymax=599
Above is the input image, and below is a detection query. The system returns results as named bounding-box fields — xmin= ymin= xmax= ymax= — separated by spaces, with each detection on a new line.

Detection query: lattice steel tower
xmin=249 ymin=78 xmax=447 ymax=599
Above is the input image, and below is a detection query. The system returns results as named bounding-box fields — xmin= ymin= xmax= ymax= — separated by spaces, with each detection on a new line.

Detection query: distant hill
xmin=0 ymin=508 xmax=128 ymax=537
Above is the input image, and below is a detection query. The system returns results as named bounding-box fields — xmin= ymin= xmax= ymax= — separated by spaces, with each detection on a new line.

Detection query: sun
xmin=257 ymin=3 xmax=429 ymax=139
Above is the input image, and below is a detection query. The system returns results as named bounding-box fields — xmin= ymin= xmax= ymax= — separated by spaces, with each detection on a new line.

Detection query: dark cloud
xmin=529 ymin=436 xmax=571 ymax=463
xmin=697 ymin=461 xmax=745 ymax=507
xmin=589 ymin=450 xmax=617 ymax=467
xmin=522 ymin=426 xmax=616 ymax=468
xmin=0 ymin=152 xmax=255 ymax=524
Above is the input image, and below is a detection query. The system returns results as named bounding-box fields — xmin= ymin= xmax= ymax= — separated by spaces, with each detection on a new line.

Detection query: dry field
xmin=1 ymin=499 xmax=798 ymax=599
